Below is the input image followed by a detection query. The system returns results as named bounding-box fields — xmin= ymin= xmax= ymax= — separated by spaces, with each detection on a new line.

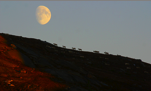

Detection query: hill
xmin=0 ymin=33 xmax=151 ymax=91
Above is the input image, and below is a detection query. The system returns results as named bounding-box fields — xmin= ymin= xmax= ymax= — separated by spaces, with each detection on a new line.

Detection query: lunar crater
xmin=36 ymin=5 xmax=51 ymax=25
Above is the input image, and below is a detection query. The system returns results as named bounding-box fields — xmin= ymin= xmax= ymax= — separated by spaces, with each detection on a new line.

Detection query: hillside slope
xmin=0 ymin=33 xmax=151 ymax=91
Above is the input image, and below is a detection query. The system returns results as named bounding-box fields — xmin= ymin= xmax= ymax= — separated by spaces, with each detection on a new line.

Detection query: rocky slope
xmin=0 ymin=33 xmax=151 ymax=91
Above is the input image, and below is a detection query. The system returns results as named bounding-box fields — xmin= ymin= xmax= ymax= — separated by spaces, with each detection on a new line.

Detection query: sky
xmin=0 ymin=1 xmax=151 ymax=64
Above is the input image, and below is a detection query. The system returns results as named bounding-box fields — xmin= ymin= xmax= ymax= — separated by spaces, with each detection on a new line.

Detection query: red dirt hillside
xmin=0 ymin=34 xmax=68 ymax=91
xmin=0 ymin=33 xmax=151 ymax=91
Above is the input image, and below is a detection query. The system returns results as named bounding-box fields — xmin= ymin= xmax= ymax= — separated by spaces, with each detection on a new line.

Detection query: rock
xmin=99 ymin=81 xmax=109 ymax=87
xmin=34 ymin=57 xmax=54 ymax=68
xmin=21 ymin=69 xmax=27 ymax=73
xmin=68 ymin=86 xmax=88 ymax=91
xmin=9 ymin=84 xmax=15 ymax=86
xmin=87 ymin=62 xmax=92 ymax=64
xmin=70 ymin=74 xmax=87 ymax=84
xmin=44 ymin=68 xmax=57 ymax=75
xmin=14 ymin=43 xmax=38 ymax=57
xmin=11 ymin=44 xmax=16 ymax=49
xmin=1 ymin=74 xmax=8 ymax=77
xmin=19 ymin=52 xmax=36 ymax=68
xmin=53 ymin=60 xmax=87 ymax=75
xmin=45 ymin=68 xmax=75 ymax=83
xmin=88 ymin=78 xmax=102 ymax=87
xmin=5 ymin=80 xmax=13 ymax=84
xmin=55 ymin=69 xmax=75 ymax=83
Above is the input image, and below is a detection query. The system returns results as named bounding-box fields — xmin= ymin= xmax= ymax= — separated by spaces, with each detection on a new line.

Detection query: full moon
xmin=36 ymin=5 xmax=51 ymax=25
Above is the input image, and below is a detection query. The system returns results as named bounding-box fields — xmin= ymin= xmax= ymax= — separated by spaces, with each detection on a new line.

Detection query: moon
xmin=36 ymin=5 xmax=51 ymax=25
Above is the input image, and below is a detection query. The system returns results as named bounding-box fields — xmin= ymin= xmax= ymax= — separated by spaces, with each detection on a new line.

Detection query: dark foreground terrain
xmin=0 ymin=33 xmax=151 ymax=91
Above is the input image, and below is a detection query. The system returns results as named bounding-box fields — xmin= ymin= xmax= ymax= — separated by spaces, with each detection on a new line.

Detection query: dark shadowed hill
xmin=0 ymin=33 xmax=151 ymax=91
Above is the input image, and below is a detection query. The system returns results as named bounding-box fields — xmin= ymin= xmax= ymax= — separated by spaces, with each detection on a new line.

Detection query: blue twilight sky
xmin=0 ymin=1 xmax=151 ymax=64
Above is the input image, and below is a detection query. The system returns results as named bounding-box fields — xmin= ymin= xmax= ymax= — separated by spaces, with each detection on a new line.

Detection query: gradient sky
xmin=0 ymin=1 xmax=151 ymax=64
